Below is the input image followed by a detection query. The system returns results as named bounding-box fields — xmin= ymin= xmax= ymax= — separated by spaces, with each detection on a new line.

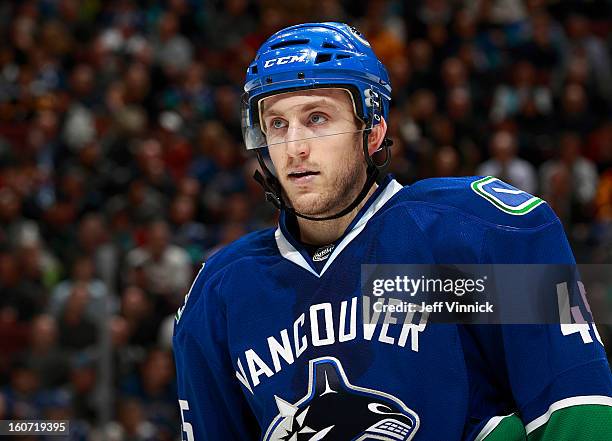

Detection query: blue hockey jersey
xmin=173 ymin=175 xmax=612 ymax=441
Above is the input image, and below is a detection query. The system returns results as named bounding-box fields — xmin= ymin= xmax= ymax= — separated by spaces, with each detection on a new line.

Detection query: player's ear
xmin=367 ymin=116 xmax=387 ymax=156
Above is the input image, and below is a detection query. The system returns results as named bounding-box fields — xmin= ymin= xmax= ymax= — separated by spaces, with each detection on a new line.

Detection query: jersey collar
xmin=275 ymin=175 xmax=403 ymax=277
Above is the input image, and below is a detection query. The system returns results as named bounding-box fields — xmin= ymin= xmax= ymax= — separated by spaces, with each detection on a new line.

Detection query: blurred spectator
xmin=105 ymin=399 xmax=157 ymax=441
xmin=169 ymin=193 xmax=208 ymax=263
xmin=68 ymin=351 xmax=99 ymax=423
xmin=2 ymin=358 xmax=41 ymax=420
xmin=0 ymin=188 xmax=29 ymax=249
xmin=13 ymin=224 xmax=60 ymax=315
xmin=360 ymin=0 xmax=407 ymax=66
xmin=433 ymin=145 xmax=461 ymax=177
xmin=446 ymin=87 xmax=483 ymax=154
xmin=440 ymin=57 xmax=482 ymax=113
xmin=120 ymin=349 xmax=178 ymax=440
xmin=466 ymin=0 xmax=527 ymax=25
xmin=191 ymin=121 xmax=245 ymax=217
xmin=513 ymin=12 xmax=563 ymax=72
xmin=120 ymin=285 xmax=159 ymax=348
xmin=56 ymin=283 xmax=98 ymax=351
xmin=540 ymin=132 xmax=598 ymax=225
xmin=477 ymin=130 xmax=537 ymax=194
xmin=119 ymin=179 xmax=167 ymax=227
xmin=0 ymin=308 xmax=30 ymax=379
xmin=399 ymin=89 xmax=437 ymax=150
xmin=39 ymin=388 xmax=91 ymax=441
xmin=125 ymin=220 xmax=191 ymax=307
xmin=586 ymin=122 xmax=612 ymax=173
xmin=407 ymin=39 xmax=437 ymax=91
xmin=75 ymin=212 xmax=120 ymax=294
xmin=557 ymin=83 xmax=597 ymax=136
xmin=204 ymin=0 xmax=258 ymax=51
xmin=153 ymin=12 xmax=193 ymax=75
xmin=135 ymin=138 xmax=175 ymax=196
xmin=564 ymin=14 xmax=612 ymax=103
xmin=110 ymin=314 xmax=146 ymax=383
xmin=386 ymin=52 xmax=412 ymax=106
xmin=22 ymin=314 xmax=69 ymax=389
xmin=63 ymin=64 xmax=97 ymax=150
xmin=490 ymin=61 xmax=552 ymax=123
xmin=0 ymin=249 xmax=43 ymax=322
xmin=49 ymin=255 xmax=111 ymax=324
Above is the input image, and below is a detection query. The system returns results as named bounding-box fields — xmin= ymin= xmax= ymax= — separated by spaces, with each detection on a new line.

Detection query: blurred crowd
xmin=0 ymin=0 xmax=611 ymax=440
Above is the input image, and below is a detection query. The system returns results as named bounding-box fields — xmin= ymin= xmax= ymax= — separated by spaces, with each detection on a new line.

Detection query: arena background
xmin=0 ymin=1 xmax=611 ymax=440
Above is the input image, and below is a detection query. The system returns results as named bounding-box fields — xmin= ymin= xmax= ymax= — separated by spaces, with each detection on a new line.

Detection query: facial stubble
xmin=283 ymin=136 xmax=366 ymax=217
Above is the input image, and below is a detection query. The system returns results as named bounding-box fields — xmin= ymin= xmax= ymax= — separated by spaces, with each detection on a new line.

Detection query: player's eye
xmin=270 ymin=118 xmax=287 ymax=130
xmin=309 ymin=113 xmax=327 ymax=125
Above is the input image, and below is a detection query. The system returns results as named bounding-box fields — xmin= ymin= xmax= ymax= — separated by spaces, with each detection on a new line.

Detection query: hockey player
xmin=173 ymin=22 xmax=612 ymax=440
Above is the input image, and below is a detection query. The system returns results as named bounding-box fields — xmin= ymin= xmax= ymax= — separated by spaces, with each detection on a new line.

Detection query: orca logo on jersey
xmin=471 ymin=176 xmax=544 ymax=215
xmin=263 ymin=357 xmax=420 ymax=441
xmin=313 ymin=244 xmax=335 ymax=262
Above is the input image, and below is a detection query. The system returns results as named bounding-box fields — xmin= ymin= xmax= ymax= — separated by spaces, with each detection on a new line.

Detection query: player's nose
xmin=285 ymin=125 xmax=310 ymax=158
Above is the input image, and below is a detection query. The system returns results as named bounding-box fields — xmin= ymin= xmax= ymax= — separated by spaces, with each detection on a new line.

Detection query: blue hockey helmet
xmin=244 ymin=22 xmax=393 ymax=221
xmin=241 ymin=22 xmax=392 ymax=150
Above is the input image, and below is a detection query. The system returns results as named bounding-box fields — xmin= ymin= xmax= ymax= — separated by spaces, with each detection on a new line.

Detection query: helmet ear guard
xmin=361 ymin=86 xmax=394 ymax=161
xmin=243 ymin=22 xmax=393 ymax=221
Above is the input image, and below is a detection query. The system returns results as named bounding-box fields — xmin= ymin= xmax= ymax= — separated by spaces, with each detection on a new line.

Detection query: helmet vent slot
xmin=250 ymin=65 xmax=258 ymax=74
xmin=314 ymin=53 xmax=332 ymax=64
xmin=322 ymin=42 xmax=339 ymax=49
xmin=270 ymin=39 xmax=310 ymax=49
xmin=336 ymin=54 xmax=351 ymax=60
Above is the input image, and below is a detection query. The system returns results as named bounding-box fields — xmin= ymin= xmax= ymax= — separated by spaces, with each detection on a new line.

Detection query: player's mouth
xmin=287 ymin=169 xmax=319 ymax=184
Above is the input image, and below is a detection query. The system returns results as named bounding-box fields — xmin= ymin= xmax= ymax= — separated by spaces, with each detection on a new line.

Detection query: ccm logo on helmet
xmin=263 ymin=54 xmax=308 ymax=68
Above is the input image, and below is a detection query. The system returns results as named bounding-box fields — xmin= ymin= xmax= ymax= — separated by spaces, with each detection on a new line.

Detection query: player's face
xmin=262 ymin=89 xmax=365 ymax=217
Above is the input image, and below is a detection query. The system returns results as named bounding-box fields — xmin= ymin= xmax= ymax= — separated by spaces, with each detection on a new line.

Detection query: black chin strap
xmin=253 ymin=128 xmax=392 ymax=222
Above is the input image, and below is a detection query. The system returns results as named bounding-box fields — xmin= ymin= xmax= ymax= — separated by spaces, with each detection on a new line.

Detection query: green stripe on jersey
xmin=481 ymin=414 xmax=526 ymax=441
xmin=527 ymin=405 xmax=612 ymax=441
xmin=481 ymin=405 xmax=612 ymax=441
